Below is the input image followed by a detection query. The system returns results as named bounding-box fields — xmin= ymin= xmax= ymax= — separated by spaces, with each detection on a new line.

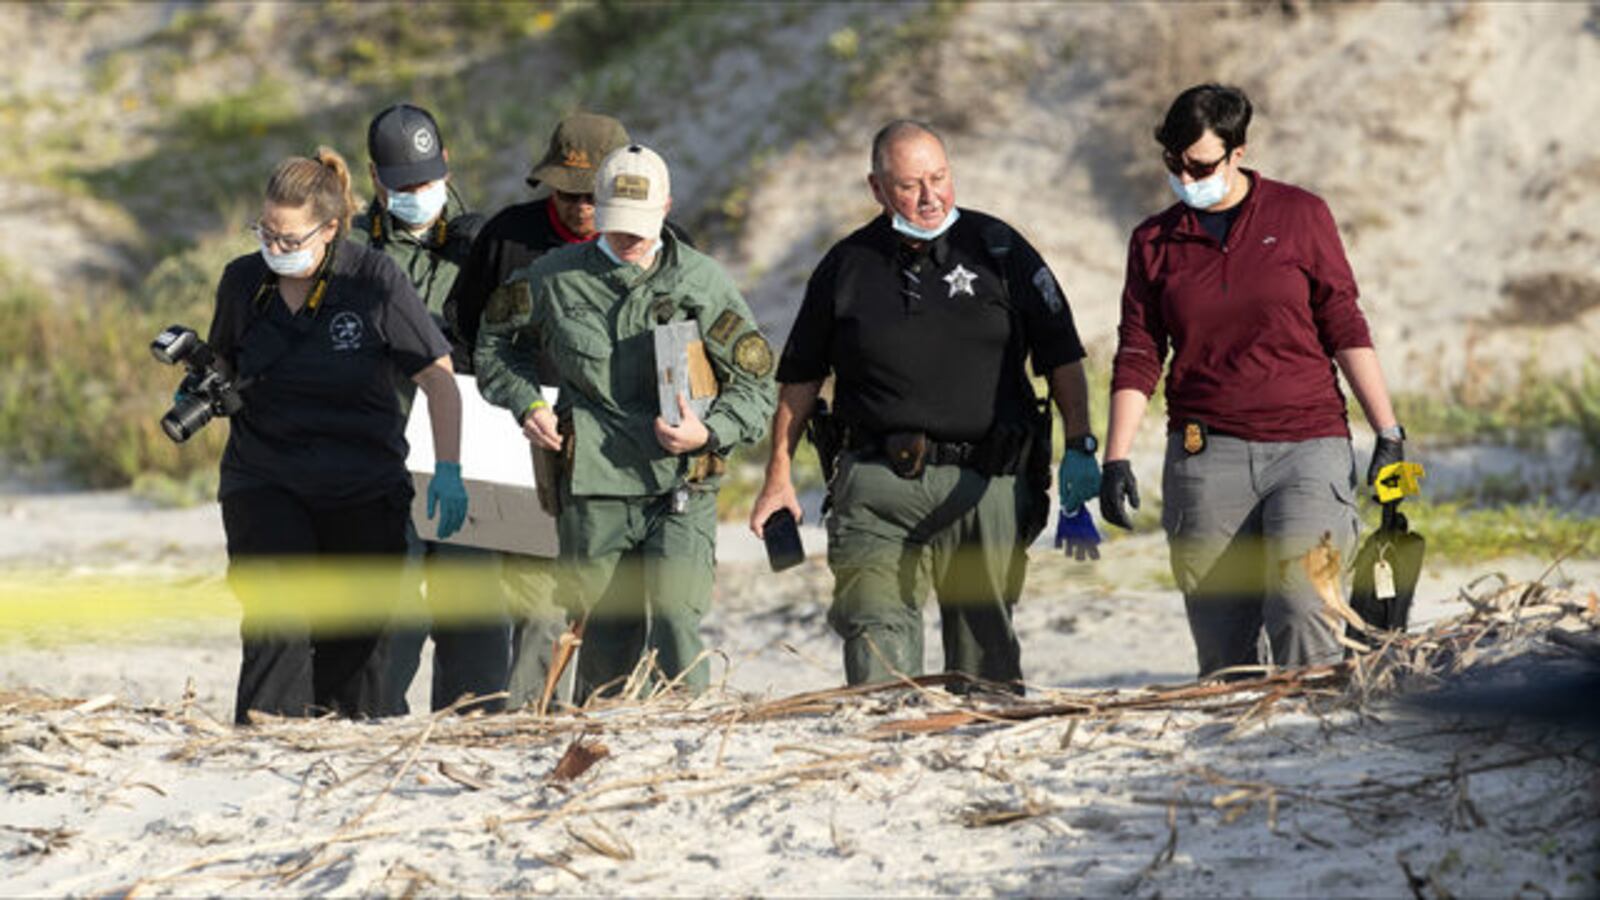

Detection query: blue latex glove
xmin=1057 ymin=448 xmax=1103 ymax=513
xmin=428 ymin=461 xmax=469 ymax=540
xmin=1054 ymin=505 xmax=1102 ymax=562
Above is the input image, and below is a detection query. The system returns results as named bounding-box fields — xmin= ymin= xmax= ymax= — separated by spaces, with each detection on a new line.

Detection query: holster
xmin=531 ymin=446 xmax=563 ymax=517
xmin=531 ymin=417 xmax=575 ymax=517
xmin=806 ymin=399 xmax=843 ymax=485
xmin=1019 ymin=398 xmax=1053 ymax=543
xmin=883 ymin=431 xmax=928 ymax=480
xmin=686 ymin=452 xmax=727 ymax=483
xmin=971 ymin=421 xmax=1029 ymax=476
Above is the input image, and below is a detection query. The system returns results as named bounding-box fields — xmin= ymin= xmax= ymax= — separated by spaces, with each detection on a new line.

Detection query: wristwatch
xmin=701 ymin=424 xmax=722 ymax=454
xmin=1377 ymin=425 xmax=1406 ymax=442
xmin=1064 ymin=433 xmax=1098 ymax=454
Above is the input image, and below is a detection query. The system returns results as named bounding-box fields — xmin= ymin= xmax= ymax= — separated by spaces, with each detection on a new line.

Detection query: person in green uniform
xmin=749 ymin=120 xmax=1096 ymax=691
xmin=348 ymin=103 xmax=507 ymax=714
xmin=476 ymin=145 xmax=775 ymax=702
xmin=446 ymin=112 xmax=638 ymax=710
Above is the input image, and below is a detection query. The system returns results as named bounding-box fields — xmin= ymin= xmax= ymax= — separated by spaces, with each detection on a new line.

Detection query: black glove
xmin=1099 ymin=459 xmax=1139 ymax=530
xmin=1367 ymin=433 xmax=1405 ymax=486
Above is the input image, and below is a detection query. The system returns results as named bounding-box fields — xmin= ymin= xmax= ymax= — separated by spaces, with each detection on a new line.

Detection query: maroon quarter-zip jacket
xmin=1111 ymin=171 xmax=1373 ymax=442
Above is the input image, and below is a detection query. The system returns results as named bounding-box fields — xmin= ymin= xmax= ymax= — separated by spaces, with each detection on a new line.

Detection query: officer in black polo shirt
xmin=750 ymin=120 xmax=1098 ymax=689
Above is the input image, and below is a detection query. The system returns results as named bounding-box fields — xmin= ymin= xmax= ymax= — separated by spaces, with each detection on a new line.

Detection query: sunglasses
xmin=554 ymin=190 xmax=595 ymax=205
xmin=1162 ymin=148 xmax=1231 ymax=180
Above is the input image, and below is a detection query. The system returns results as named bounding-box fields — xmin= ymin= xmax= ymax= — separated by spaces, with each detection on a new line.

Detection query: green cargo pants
xmin=557 ymin=487 xmax=717 ymax=703
xmin=825 ymin=452 xmax=1034 ymax=688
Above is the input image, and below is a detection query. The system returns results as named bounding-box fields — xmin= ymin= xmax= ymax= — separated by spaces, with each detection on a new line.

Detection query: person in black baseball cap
xmin=370 ymin=104 xmax=447 ymax=188
xmin=365 ymin=103 xmax=455 ymax=233
xmin=350 ymin=104 xmax=506 ymax=717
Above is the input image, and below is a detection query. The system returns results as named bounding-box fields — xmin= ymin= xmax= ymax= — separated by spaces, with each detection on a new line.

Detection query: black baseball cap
xmin=368 ymin=104 xmax=447 ymax=188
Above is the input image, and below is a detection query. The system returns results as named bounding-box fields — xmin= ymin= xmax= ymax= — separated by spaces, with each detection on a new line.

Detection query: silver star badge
xmin=943 ymin=264 xmax=977 ymax=297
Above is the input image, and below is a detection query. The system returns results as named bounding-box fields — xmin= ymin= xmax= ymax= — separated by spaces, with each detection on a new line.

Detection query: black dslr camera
xmin=151 ymin=325 xmax=242 ymax=443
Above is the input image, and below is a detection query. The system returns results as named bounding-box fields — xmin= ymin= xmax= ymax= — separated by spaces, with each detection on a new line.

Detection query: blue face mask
xmin=1168 ymin=170 xmax=1230 ymax=210
xmin=386 ymin=180 xmax=449 ymax=227
xmin=260 ymin=242 xmax=315 ymax=277
xmin=891 ymin=206 xmax=960 ymax=241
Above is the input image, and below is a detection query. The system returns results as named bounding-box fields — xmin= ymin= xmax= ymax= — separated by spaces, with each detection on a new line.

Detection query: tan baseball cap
xmin=594 ymin=144 xmax=670 ymax=239
xmin=527 ymin=112 xmax=630 ymax=193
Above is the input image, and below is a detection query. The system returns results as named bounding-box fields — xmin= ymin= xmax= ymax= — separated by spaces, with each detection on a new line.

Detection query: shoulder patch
xmin=484 ymin=280 xmax=534 ymax=325
xmin=707 ymin=309 xmax=743 ymax=345
xmin=1032 ymin=267 xmax=1064 ymax=315
xmin=732 ymin=331 xmax=773 ymax=377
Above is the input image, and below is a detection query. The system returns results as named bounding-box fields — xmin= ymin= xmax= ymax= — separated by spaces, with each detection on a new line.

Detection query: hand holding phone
xmin=762 ymin=508 xmax=805 ymax=572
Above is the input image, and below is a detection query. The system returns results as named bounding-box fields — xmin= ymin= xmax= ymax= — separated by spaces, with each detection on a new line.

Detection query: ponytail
xmin=265 ymin=145 xmax=357 ymax=234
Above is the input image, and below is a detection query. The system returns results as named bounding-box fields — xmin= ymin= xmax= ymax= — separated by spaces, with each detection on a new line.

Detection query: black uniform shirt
xmin=445 ymin=197 xmax=566 ymax=354
xmin=207 ymin=239 xmax=451 ymax=507
xmin=777 ymin=209 xmax=1085 ymax=442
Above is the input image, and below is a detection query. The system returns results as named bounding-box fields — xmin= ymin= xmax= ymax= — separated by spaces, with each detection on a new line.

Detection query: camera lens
xmin=161 ymin=394 xmax=214 ymax=443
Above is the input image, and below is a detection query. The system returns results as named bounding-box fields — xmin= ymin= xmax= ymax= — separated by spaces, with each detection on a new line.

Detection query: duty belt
xmin=845 ymin=432 xmax=980 ymax=467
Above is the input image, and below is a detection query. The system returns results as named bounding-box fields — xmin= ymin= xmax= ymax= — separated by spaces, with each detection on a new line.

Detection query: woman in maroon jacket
xmin=1100 ymin=84 xmax=1405 ymax=677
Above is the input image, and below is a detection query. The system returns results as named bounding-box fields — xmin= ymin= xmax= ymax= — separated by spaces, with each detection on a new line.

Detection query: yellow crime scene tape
xmin=1 ymin=469 xmax=1433 ymax=640
xmin=0 ymin=559 xmax=517 ymax=638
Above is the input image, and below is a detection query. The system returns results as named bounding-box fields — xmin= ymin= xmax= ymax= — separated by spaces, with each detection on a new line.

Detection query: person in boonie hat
xmin=528 ymin=112 xmax=630 ymax=193
xmin=593 ymin=144 xmax=672 ymax=266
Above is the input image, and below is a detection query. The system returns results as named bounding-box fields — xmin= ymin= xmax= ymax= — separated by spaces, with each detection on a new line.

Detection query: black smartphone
xmin=763 ymin=508 xmax=805 ymax=572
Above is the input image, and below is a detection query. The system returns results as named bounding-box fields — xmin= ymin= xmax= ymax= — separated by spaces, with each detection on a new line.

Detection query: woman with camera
xmin=201 ymin=147 xmax=468 ymax=724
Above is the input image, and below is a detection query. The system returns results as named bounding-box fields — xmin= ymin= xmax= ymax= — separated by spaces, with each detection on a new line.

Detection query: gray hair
xmin=870 ymin=119 xmax=946 ymax=175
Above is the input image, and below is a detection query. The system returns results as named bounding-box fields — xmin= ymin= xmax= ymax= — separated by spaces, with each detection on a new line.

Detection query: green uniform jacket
xmin=350 ymin=194 xmax=483 ymax=349
xmin=475 ymin=230 xmax=775 ymax=498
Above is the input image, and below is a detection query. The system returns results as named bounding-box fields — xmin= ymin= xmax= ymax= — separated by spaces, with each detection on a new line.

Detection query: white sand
xmin=3 ymin=486 xmax=1598 ymax=897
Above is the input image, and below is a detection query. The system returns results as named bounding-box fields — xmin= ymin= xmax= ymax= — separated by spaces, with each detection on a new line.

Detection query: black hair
xmin=1155 ymin=84 xmax=1252 ymax=153
xmin=870 ymin=119 xmax=945 ymax=175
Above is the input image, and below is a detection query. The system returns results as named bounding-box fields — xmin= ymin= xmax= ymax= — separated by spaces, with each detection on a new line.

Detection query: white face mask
xmin=598 ymin=234 xmax=658 ymax=267
xmin=1168 ymin=170 xmax=1230 ymax=210
xmin=260 ymin=242 xmax=316 ymax=277
xmin=891 ymin=206 xmax=960 ymax=241
xmin=386 ymin=180 xmax=449 ymax=226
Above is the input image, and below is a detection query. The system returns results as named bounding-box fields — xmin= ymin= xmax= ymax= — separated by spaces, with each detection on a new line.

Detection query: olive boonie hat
xmin=528 ymin=112 xmax=630 ymax=194
xmin=595 ymin=144 xmax=670 ymax=239
xmin=368 ymin=103 xmax=447 ymax=188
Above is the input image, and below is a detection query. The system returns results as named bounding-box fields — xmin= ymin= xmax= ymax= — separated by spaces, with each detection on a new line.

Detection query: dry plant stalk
xmin=550 ymin=739 xmax=610 ymax=782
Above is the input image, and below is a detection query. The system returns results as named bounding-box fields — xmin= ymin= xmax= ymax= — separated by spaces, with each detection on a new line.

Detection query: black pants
xmin=222 ymin=485 xmax=409 ymax=724
xmin=382 ymin=522 xmax=512 ymax=715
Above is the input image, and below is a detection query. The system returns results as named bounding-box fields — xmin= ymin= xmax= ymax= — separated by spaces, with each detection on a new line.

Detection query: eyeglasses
xmin=251 ymin=220 xmax=328 ymax=252
xmin=1162 ymin=149 xmax=1231 ymax=180
xmin=554 ymin=190 xmax=595 ymax=206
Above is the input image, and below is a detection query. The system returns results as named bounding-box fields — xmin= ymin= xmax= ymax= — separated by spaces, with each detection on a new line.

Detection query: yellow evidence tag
xmin=1374 ymin=461 xmax=1426 ymax=505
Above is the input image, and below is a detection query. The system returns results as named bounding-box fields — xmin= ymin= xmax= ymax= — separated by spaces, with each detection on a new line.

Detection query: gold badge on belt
xmin=1183 ymin=421 xmax=1206 ymax=455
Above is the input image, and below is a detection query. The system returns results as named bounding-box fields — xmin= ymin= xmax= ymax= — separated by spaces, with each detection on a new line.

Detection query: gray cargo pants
xmin=1161 ymin=433 xmax=1360 ymax=676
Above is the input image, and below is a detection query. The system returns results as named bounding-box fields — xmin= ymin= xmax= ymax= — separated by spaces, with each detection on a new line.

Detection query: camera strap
xmin=237 ymin=244 xmax=338 ymax=381
xmin=252 ymin=239 xmax=338 ymax=316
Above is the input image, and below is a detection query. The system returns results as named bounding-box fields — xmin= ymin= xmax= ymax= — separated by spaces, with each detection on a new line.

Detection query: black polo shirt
xmin=778 ymin=209 xmax=1085 ymax=442
xmin=206 ymin=239 xmax=451 ymax=507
